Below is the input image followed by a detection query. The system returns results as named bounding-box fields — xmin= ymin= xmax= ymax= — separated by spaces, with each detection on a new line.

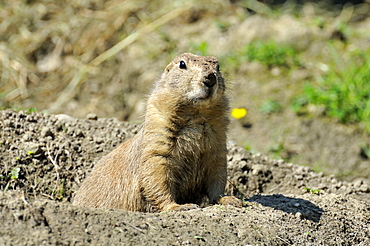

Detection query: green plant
xmin=244 ymin=144 xmax=251 ymax=151
xmin=312 ymin=16 xmax=325 ymax=29
xmin=25 ymin=107 xmax=37 ymax=114
xmin=260 ymin=100 xmax=282 ymax=114
xmin=244 ymin=41 xmax=300 ymax=67
xmin=303 ymin=187 xmax=321 ymax=195
xmin=251 ymin=225 xmax=261 ymax=230
xmin=215 ymin=19 xmax=231 ymax=32
xmin=190 ymin=41 xmax=209 ymax=56
xmin=267 ymin=142 xmax=285 ymax=159
xmin=10 ymin=168 xmax=20 ymax=179
xmin=55 ymin=180 xmax=66 ymax=200
xmin=62 ymin=125 xmax=67 ymax=132
xmin=11 ymin=107 xmax=37 ymax=114
xmin=221 ymin=40 xmax=301 ymax=75
xmin=360 ymin=144 xmax=370 ymax=159
xmin=4 ymin=167 xmax=20 ymax=192
xmin=291 ymin=95 xmax=309 ymax=114
xmin=293 ymin=47 xmax=370 ymax=132
xmin=194 ymin=236 xmax=206 ymax=242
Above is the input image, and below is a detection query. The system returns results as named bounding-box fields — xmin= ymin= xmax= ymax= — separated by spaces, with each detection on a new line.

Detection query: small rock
xmin=232 ymin=151 xmax=251 ymax=162
xmin=95 ymin=137 xmax=104 ymax=144
xmin=271 ymin=67 xmax=281 ymax=76
xmin=55 ymin=114 xmax=76 ymax=122
xmin=20 ymin=142 xmax=43 ymax=155
xmin=3 ymin=119 xmax=12 ymax=127
xmin=41 ymin=127 xmax=53 ymax=138
xmin=22 ymin=133 xmax=32 ymax=141
xmin=86 ymin=113 xmax=98 ymax=120
xmin=317 ymin=183 xmax=328 ymax=190
xmin=295 ymin=212 xmax=303 ymax=219
xmin=334 ymin=181 xmax=342 ymax=189
xmin=75 ymin=129 xmax=84 ymax=137
xmin=345 ymin=186 xmax=354 ymax=194
xmin=359 ymin=184 xmax=369 ymax=193
xmin=294 ymin=174 xmax=304 ymax=180
xmin=252 ymin=164 xmax=266 ymax=175
xmin=353 ymin=179 xmax=363 ymax=188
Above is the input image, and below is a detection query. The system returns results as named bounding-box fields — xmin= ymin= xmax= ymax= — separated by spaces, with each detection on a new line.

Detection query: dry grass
xmin=0 ymin=0 xmax=238 ymax=119
xmin=0 ymin=0 xmax=366 ymax=121
xmin=1 ymin=0 xmax=145 ymax=112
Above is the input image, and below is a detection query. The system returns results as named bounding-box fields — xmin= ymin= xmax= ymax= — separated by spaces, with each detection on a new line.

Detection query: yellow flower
xmin=231 ymin=108 xmax=247 ymax=119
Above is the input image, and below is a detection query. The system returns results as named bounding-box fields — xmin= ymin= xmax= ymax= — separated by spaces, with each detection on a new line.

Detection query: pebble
xmin=22 ymin=133 xmax=32 ymax=140
xmin=55 ymin=114 xmax=76 ymax=122
xmin=359 ymin=184 xmax=369 ymax=192
xmin=95 ymin=137 xmax=104 ymax=144
xmin=20 ymin=142 xmax=43 ymax=155
xmin=252 ymin=164 xmax=266 ymax=176
xmin=41 ymin=127 xmax=53 ymax=138
xmin=3 ymin=119 xmax=12 ymax=127
xmin=86 ymin=113 xmax=98 ymax=120
xmin=353 ymin=179 xmax=363 ymax=188
xmin=295 ymin=212 xmax=303 ymax=219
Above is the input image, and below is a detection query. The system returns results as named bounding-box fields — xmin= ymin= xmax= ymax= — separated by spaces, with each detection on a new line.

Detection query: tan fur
xmin=72 ymin=53 xmax=242 ymax=212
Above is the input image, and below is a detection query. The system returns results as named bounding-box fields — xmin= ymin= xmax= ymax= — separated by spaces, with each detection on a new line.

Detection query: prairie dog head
xmin=153 ymin=53 xmax=226 ymax=105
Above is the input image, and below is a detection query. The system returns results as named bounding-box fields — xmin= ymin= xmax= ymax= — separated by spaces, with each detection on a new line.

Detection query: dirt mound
xmin=1 ymin=109 xmax=369 ymax=245
xmin=1 ymin=191 xmax=369 ymax=245
xmin=0 ymin=110 xmax=139 ymax=201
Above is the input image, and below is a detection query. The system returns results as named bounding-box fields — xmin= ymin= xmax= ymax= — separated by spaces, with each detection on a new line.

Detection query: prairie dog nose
xmin=204 ymin=73 xmax=216 ymax=88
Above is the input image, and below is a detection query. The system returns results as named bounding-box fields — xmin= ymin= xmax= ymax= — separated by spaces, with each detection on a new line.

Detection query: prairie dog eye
xmin=179 ymin=60 xmax=187 ymax=69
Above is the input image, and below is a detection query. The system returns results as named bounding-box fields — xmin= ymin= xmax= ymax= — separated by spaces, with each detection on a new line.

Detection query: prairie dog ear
xmin=164 ymin=62 xmax=174 ymax=73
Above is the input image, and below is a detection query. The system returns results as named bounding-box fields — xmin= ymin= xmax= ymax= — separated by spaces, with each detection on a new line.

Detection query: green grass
xmin=11 ymin=107 xmax=37 ymax=114
xmin=190 ymin=40 xmax=300 ymax=74
xmin=244 ymin=41 xmax=300 ymax=67
xmin=266 ymin=142 xmax=285 ymax=160
xmin=10 ymin=168 xmax=20 ymax=180
xmin=303 ymin=187 xmax=321 ymax=195
xmin=260 ymin=100 xmax=282 ymax=114
xmin=360 ymin=144 xmax=370 ymax=159
xmin=292 ymin=46 xmax=370 ymax=132
xmin=222 ymin=40 xmax=301 ymax=74
xmin=190 ymin=41 xmax=209 ymax=56
xmin=3 ymin=167 xmax=20 ymax=192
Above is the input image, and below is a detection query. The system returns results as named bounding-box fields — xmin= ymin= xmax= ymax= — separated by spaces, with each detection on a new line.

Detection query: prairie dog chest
xmin=172 ymin=119 xmax=216 ymax=156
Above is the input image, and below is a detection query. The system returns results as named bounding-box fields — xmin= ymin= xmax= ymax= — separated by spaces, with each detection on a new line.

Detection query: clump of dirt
xmin=1 ymin=110 xmax=369 ymax=245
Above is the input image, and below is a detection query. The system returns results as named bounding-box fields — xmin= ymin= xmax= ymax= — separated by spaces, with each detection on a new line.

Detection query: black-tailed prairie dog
xmin=73 ymin=53 xmax=242 ymax=212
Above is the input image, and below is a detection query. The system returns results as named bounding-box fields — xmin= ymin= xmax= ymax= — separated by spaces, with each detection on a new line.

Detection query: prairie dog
xmin=73 ymin=53 xmax=242 ymax=212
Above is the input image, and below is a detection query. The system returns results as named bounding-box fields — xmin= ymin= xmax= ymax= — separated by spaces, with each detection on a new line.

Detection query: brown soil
xmin=1 ymin=110 xmax=369 ymax=245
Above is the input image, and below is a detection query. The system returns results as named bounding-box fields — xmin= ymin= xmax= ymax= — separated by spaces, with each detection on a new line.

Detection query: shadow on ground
xmin=248 ymin=194 xmax=324 ymax=222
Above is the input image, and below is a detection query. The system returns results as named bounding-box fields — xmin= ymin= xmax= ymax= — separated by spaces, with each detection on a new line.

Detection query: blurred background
xmin=1 ymin=0 xmax=370 ymax=183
